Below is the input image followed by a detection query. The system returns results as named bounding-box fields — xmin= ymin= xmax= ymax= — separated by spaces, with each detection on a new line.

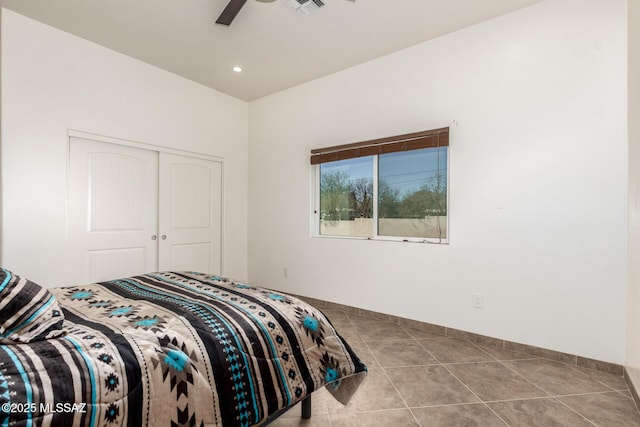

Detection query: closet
xmin=67 ymin=136 xmax=222 ymax=283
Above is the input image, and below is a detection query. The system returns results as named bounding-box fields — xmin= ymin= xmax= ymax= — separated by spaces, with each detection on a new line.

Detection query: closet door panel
xmin=169 ymin=243 xmax=211 ymax=272
xmin=68 ymin=138 xmax=159 ymax=283
xmin=159 ymin=153 xmax=222 ymax=274
xmin=88 ymin=248 xmax=147 ymax=282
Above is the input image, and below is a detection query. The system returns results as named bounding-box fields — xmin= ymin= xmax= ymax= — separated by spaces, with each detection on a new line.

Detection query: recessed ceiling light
xmin=233 ymin=66 xmax=243 ymax=73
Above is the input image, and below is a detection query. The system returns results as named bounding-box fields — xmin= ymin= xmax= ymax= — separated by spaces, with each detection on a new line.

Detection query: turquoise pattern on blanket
xmin=325 ymin=368 xmax=338 ymax=382
xmin=303 ymin=316 xmax=319 ymax=332
xmin=0 ymin=366 xmax=10 ymax=423
xmin=109 ymin=306 xmax=134 ymax=317
xmin=70 ymin=290 xmax=93 ymax=300
xmin=134 ymin=317 xmax=160 ymax=328
xmin=164 ymin=349 xmax=190 ymax=372
xmin=269 ymin=293 xmax=285 ymax=301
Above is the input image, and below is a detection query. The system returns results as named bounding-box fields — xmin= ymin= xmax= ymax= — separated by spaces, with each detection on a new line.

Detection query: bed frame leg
xmin=301 ymin=395 xmax=312 ymax=419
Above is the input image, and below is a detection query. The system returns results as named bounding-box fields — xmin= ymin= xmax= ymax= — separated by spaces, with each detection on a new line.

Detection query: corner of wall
xmin=626 ymin=368 xmax=640 ymax=413
xmin=627 ymin=0 xmax=640 ymax=403
xmin=0 ymin=7 xmax=4 ymax=266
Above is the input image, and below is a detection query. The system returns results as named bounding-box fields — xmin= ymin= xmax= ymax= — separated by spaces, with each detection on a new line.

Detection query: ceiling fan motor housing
xmin=286 ymin=0 xmax=326 ymax=15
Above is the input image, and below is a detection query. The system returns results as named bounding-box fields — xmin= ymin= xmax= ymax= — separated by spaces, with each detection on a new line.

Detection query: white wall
xmin=249 ymin=0 xmax=629 ymax=364
xmin=0 ymin=10 xmax=249 ymax=286
xmin=627 ymin=0 xmax=640 ymax=392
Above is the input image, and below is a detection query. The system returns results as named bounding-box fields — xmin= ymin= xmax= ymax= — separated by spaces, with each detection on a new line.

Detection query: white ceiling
xmin=0 ymin=0 xmax=544 ymax=101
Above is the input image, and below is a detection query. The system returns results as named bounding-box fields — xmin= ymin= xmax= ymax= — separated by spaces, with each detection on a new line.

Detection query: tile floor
xmin=272 ymin=309 xmax=640 ymax=427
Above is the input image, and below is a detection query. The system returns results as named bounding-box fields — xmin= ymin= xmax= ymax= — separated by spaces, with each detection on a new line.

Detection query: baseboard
xmin=295 ymin=294 xmax=623 ymax=376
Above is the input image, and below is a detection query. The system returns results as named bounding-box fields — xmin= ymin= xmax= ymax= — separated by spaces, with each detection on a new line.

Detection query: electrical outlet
xmin=472 ymin=293 xmax=483 ymax=309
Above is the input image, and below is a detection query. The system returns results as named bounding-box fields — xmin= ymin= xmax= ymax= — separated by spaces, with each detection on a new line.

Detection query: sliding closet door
xmin=68 ymin=138 xmax=159 ymax=283
xmin=158 ymin=153 xmax=222 ymax=275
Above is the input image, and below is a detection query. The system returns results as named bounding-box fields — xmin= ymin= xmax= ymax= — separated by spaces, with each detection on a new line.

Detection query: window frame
xmin=310 ymin=128 xmax=450 ymax=244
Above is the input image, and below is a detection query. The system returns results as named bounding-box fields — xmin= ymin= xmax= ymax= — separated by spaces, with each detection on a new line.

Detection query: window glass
xmin=319 ymin=156 xmax=374 ymax=237
xmin=315 ymin=144 xmax=448 ymax=243
xmin=378 ymin=147 xmax=447 ymax=239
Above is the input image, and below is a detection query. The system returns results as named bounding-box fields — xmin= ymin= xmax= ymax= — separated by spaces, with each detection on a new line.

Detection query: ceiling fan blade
xmin=216 ymin=0 xmax=248 ymax=26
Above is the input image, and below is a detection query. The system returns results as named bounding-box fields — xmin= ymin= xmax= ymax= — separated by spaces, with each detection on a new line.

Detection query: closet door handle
xmin=151 ymin=235 xmax=157 ymax=240
xmin=161 ymin=235 xmax=167 ymax=240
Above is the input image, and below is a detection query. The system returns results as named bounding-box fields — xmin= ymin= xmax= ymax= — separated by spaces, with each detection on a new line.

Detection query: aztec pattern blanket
xmin=0 ymin=271 xmax=367 ymax=426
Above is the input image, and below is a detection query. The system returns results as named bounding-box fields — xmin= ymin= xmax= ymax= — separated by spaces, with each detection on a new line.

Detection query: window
xmin=311 ymin=128 xmax=448 ymax=243
xmin=319 ymin=156 xmax=374 ymax=237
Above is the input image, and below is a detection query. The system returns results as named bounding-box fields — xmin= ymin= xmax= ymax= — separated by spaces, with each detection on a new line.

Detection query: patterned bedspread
xmin=0 ymin=271 xmax=367 ymax=426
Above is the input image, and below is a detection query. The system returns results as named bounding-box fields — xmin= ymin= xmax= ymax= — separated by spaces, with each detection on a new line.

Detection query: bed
xmin=0 ymin=269 xmax=367 ymax=426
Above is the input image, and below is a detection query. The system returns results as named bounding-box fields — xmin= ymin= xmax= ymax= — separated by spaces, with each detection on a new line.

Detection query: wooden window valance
xmin=310 ymin=127 xmax=449 ymax=165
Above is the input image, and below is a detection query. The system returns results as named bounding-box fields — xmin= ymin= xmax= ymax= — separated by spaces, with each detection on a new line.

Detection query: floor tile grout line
xmin=321 ymin=302 xmax=625 ymax=375
xmin=577 ymin=372 xmax=629 ymax=394
xmin=359 ymin=337 xmax=424 ymax=425
xmin=381 ymin=331 xmax=435 ymax=427
xmin=552 ymin=389 xmax=640 ymax=422
xmin=371 ymin=362 xmax=442 ymax=369
xmin=463 ymin=334 xmax=626 ymax=391
xmin=554 ymin=389 xmax=638 ymax=399
xmin=410 ymin=337 xmax=511 ymax=426
xmin=359 ymin=329 xmax=432 ymax=426
xmin=328 ymin=407 xmax=419 ymax=414
xmin=441 ymin=358 xmax=537 ymax=366
xmin=615 ymin=387 xmax=640 ymax=408
xmin=493 ymin=347 xmax=629 ymax=396
xmin=327 ymin=407 xmax=425 ymax=426
xmin=406 ymin=408 xmax=423 ymax=426
xmin=330 ymin=310 xmax=399 ymax=424
xmin=462 ymin=342 xmax=573 ymax=401
xmin=361 ymin=339 xmax=383 ymax=369
xmin=438 ymin=340 xmax=586 ymax=426
xmin=543 ymin=358 xmax=625 ymax=393
xmin=489 ymin=358 xmax=608 ymax=426
xmin=479 ymin=389 xmax=631 ymax=404
xmin=398 ymin=324 xmax=445 ymax=341
xmin=416 ymin=336 xmax=519 ymax=365
xmin=338 ymin=310 xmax=640 ymax=424
xmin=462 ymin=340 xmax=556 ymax=426
xmin=408 ymin=401 xmax=507 ymax=409
xmin=322 ymin=391 xmax=638 ymax=426
xmin=437 ymin=357 xmax=511 ymax=426
xmin=365 ymin=332 xmax=443 ymax=369
xmin=493 ymin=358 xmax=557 ymax=397
xmin=550 ymin=396 xmax=599 ymax=427
xmin=345 ymin=313 xmax=628 ymax=423
xmin=467 ymin=339 xmax=507 ymax=360
xmin=377 ymin=364 xmax=421 ymax=424
xmin=496 ymin=357 xmax=626 ymax=399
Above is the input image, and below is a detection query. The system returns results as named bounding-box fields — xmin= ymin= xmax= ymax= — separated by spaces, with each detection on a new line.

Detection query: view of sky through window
xmin=379 ymin=147 xmax=447 ymax=195
xmin=320 ymin=148 xmax=447 ymax=196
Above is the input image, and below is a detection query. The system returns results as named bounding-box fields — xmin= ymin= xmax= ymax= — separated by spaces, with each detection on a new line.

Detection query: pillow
xmin=0 ymin=268 xmax=65 ymax=343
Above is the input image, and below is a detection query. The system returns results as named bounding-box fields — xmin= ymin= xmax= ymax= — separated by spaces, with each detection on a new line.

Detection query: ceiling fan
xmin=216 ymin=0 xmax=354 ymax=26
